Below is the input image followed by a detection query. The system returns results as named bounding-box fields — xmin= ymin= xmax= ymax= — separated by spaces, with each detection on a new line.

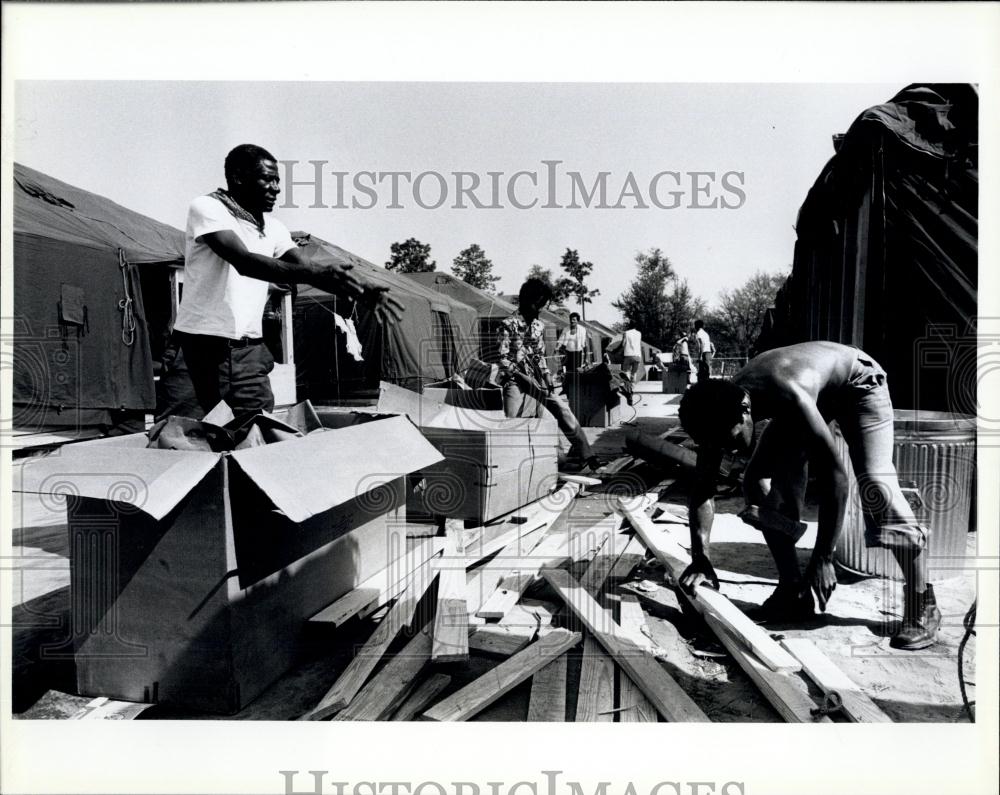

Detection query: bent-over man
xmin=677 ymin=341 xmax=939 ymax=650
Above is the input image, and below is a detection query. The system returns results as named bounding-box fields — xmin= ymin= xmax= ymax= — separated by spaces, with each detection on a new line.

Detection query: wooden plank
xmin=390 ymin=673 xmax=452 ymax=721
xmin=461 ymin=483 xmax=580 ymax=563
xmin=466 ymin=521 xmax=550 ymax=615
xmin=329 ymin=626 xmax=432 ymax=721
xmin=618 ymin=497 xmax=801 ymax=674
xmin=474 ymin=501 xmax=613 ymax=621
xmin=704 ymin=613 xmax=826 ymax=724
xmin=527 ymin=655 xmax=568 ymax=721
xmin=575 ymin=527 xmax=630 ymax=722
xmin=541 ymin=569 xmax=709 ymax=723
xmin=780 ymin=638 xmax=892 ymax=723
xmin=421 ymin=629 xmax=582 ymax=722
xmin=475 ymin=532 xmax=572 ymax=619
xmin=306 ymin=556 xmax=438 ymax=717
xmin=310 ymin=537 xmax=443 ymax=626
xmin=606 ymin=535 xmax=647 ymax=584
xmin=558 ymin=473 xmax=602 ymax=487
xmin=432 ymin=528 xmax=469 ymax=663
xmin=616 ymin=595 xmax=658 ymax=723
xmin=468 ymin=627 xmax=534 ymax=657
xmin=576 ymin=636 xmax=615 ymax=722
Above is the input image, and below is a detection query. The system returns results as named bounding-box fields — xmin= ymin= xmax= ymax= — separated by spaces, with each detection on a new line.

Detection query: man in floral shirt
xmin=497 ymin=278 xmax=598 ymax=471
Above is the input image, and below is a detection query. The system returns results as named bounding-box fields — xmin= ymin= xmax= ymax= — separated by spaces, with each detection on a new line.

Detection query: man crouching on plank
xmin=676 ymin=341 xmax=940 ymax=650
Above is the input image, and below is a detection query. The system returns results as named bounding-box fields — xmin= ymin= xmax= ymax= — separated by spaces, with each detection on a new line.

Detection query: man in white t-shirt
xmin=692 ymin=319 xmax=715 ymax=382
xmin=173 ymin=144 xmax=403 ymax=418
xmin=557 ymin=312 xmax=588 ymax=374
xmin=621 ymin=327 xmax=643 ymax=382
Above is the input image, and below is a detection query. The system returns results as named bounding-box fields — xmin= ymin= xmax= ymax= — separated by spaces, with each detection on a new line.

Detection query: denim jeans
xmin=502 ymin=372 xmax=593 ymax=459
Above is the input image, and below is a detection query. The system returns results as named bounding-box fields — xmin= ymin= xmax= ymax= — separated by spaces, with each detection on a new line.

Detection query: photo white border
xmin=2 ymin=3 xmax=998 ymax=794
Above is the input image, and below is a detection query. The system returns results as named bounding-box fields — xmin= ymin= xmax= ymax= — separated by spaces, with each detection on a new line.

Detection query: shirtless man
xmin=677 ymin=341 xmax=940 ymax=650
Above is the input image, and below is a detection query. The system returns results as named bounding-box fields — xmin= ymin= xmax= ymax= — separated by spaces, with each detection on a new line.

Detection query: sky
xmin=14 ymin=81 xmax=899 ymax=323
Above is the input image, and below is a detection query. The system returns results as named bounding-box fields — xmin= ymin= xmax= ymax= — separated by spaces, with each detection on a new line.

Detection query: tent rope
xmin=117 ymin=249 xmax=137 ymax=346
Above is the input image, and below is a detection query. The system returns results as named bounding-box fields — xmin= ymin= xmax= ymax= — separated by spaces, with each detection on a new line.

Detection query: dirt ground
xmin=9 ymin=383 xmax=979 ymax=722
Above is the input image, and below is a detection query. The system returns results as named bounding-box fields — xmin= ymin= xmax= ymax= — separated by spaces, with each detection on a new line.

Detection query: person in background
xmin=557 ymin=312 xmax=588 ymax=375
xmin=497 ymin=279 xmax=600 ymax=472
xmin=677 ymin=341 xmax=939 ymax=650
xmin=673 ymin=333 xmax=696 ymax=387
xmin=172 ymin=143 xmax=403 ymax=419
xmin=621 ymin=326 xmax=643 ymax=382
xmin=692 ymin=319 xmax=715 ymax=382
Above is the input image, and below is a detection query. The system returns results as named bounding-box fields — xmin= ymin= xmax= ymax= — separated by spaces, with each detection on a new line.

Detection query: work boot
xmin=890 ymin=584 xmax=941 ymax=650
xmin=750 ymin=583 xmax=815 ymax=623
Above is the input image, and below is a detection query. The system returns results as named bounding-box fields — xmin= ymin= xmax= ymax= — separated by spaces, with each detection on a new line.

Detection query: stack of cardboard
xmin=374 ymin=383 xmax=560 ymax=524
xmin=14 ymin=403 xmax=442 ymax=713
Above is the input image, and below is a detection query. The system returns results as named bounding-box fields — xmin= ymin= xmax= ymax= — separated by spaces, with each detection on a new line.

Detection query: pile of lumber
xmin=298 ymin=482 xmax=893 ymax=723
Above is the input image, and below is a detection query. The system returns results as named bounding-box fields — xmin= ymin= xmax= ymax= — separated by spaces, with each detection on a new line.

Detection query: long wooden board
xmin=475 ymin=532 xmax=571 ymax=619
xmin=309 ymin=537 xmax=444 ymax=626
xmin=617 ymin=595 xmax=658 ymax=723
xmin=780 ymin=638 xmax=892 ymax=723
xmin=330 ymin=626 xmax=432 ymax=721
xmin=306 ymin=556 xmax=438 ymax=717
xmin=432 ymin=528 xmax=469 ymax=663
xmin=527 ymin=656 xmax=568 ymax=721
xmin=575 ymin=527 xmax=631 ymax=722
xmin=422 ymin=629 xmax=582 ymax=721
xmin=618 ymin=497 xmax=801 ymax=674
xmin=541 ymin=568 xmax=710 ymax=722
xmin=704 ymin=613 xmax=827 ymax=723
xmin=390 ymin=673 xmax=452 ymax=721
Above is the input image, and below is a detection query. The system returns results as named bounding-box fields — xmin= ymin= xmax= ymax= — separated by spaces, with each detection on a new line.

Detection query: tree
xmin=558 ymin=248 xmax=600 ymax=319
xmin=452 ymin=244 xmax=500 ymax=292
xmin=526 ymin=264 xmax=574 ymax=305
xmin=708 ymin=270 xmax=788 ymax=358
xmin=611 ymin=248 xmax=705 ymax=350
xmin=385 ymin=238 xmax=436 ymax=273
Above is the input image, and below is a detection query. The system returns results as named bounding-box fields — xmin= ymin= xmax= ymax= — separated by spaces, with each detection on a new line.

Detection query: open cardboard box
xmin=13 ymin=409 xmax=442 ymax=714
xmin=374 ymin=383 xmax=560 ymax=524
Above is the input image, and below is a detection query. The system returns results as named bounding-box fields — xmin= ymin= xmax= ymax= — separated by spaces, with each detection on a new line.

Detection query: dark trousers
xmin=564 ymin=350 xmax=584 ymax=373
xmin=502 ymin=372 xmax=593 ymax=460
xmin=175 ymin=331 xmax=275 ymax=420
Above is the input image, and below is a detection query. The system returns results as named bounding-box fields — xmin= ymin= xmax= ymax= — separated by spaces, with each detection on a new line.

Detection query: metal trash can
xmin=833 ymin=410 xmax=976 ymax=581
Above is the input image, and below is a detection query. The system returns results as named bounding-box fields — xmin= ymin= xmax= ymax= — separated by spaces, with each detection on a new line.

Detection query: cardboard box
xmin=14 ymin=414 xmax=442 ymax=714
xmin=375 ymin=383 xmax=559 ymax=524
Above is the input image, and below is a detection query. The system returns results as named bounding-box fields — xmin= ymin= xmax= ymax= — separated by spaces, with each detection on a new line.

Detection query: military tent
xmin=12 ymin=163 xmax=183 ymax=433
xmin=758 ymin=84 xmax=978 ymax=412
xmin=406 ymin=272 xmax=604 ymax=370
xmin=291 ymin=235 xmax=479 ymax=399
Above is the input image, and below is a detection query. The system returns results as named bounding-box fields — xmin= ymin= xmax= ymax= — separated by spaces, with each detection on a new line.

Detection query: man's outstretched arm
xmin=202 ymin=231 xmax=403 ymax=324
xmin=680 ymin=444 xmax=724 ymax=592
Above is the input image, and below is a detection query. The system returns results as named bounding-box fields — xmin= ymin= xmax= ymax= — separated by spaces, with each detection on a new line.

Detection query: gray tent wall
xmin=291 ymin=235 xmax=479 ymax=399
xmin=758 ymin=84 xmax=977 ymax=413
xmin=13 ymin=163 xmax=185 ymax=431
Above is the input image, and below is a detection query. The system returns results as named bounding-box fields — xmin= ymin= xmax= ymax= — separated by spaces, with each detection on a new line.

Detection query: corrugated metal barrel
xmin=833 ymin=410 xmax=976 ymax=581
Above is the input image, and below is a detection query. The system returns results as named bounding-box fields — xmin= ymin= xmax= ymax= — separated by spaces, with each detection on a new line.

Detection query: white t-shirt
xmin=694 ymin=328 xmax=715 ymax=359
xmin=173 ymin=195 xmax=295 ymax=339
xmin=558 ymin=325 xmax=588 ymax=352
xmin=622 ymin=328 xmax=642 ymax=358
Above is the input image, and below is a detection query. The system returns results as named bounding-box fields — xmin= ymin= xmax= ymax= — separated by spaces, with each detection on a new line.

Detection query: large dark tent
xmin=12 ymin=163 xmax=184 ymax=433
xmin=405 ymin=272 xmax=604 ymax=370
xmin=291 ymin=235 xmax=478 ymax=399
xmin=759 ymin=84 xmax=978 ymax=412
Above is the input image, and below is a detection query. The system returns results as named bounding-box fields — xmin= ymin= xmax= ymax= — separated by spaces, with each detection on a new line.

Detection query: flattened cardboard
xmin=15 ymin=446 xmax=219 ymax=520
xmin=230 ymin=414 xmax=441 ymax=523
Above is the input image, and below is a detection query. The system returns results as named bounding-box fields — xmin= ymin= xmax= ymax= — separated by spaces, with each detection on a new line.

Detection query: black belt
xmin=227 ymin=336 xmax=264 ymax=348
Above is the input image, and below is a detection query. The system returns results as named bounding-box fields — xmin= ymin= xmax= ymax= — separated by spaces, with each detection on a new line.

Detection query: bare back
xmin=734 ymin=341 xmax=860 ymax=423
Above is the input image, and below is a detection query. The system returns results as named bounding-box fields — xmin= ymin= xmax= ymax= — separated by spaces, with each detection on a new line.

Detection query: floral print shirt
xmin=497 ymin=314 xmax=550 ymax=385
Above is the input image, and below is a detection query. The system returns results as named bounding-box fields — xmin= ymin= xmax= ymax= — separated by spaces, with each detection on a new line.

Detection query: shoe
xmin=890 ymin=584 xmax=941 ymax=650
xmin=750 ymin=584 xmax=815 ymax=623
